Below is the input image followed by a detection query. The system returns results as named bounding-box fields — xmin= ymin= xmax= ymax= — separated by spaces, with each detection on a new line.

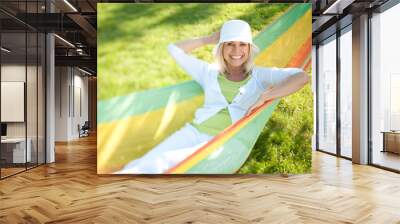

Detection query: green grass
xmin=98 ymin=3 xmax=290 ymax=100
xmin=98 ymin=3 xmax=312 ymax=174
xmin=239 ymin=84 xmax=313 ymax=174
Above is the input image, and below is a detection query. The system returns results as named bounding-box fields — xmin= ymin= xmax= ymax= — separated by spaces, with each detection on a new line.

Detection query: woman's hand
xmin=246 ymin=88 xmax=274 ymax=116
xmin=246 ymin=99 xmax=273 ymax=116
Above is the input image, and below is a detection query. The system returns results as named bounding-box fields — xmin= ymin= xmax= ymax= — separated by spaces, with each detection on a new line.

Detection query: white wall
xmin=55 ymin=66 xmax=69 ymax=141
xmin=54 ymin=67 xmax=89 ymax=141
xmin=1 ymin=65 xmax=25 ymax=81
xmin=73 ymin=72 xmax=89 ymax=137
xmin=1 ymin=65 xmax=26 ymax=140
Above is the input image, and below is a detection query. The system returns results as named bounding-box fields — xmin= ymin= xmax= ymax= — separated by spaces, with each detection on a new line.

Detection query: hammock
xmin=97 ymin=4 xmax=312 ymax=174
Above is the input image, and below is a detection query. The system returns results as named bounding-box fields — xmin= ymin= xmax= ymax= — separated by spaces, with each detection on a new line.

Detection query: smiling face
xmin=222 ymin=41 xmax=250 ymax=70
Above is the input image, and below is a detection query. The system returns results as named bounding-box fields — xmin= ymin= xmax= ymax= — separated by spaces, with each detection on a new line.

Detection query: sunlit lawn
xmin=98 ymin=3 xmax=290 ymax=100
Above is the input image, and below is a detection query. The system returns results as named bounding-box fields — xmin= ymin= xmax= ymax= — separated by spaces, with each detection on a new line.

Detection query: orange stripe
xmin=286 ymin=35 xmax=311 ymax=68
xmin=304 ymin=57 xmax=311 ymax=72
xmin=166 ymin=36 xmax=312 ymax=174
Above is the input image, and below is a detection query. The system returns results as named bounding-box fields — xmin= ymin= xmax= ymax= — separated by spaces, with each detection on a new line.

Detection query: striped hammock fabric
xmin=97 ymin=4 xmax=311 ymax=174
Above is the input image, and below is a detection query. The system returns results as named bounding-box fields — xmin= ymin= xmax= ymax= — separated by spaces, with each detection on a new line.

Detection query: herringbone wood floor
xmin=1 ymin=134 xmax=400 ymax=224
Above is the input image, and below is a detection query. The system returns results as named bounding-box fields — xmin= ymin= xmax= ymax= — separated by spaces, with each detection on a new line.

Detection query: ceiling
xmin=312 ymin=0 xmax=390 ymax=43
xmin=0 ymin=0 xmax=394 ymax=75
xmin=1 ymin=0 xmax=97 ymax=74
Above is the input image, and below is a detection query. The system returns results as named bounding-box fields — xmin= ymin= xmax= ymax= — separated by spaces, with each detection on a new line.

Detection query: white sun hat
xmin=213 ymin=19 xmax=260 ymax=55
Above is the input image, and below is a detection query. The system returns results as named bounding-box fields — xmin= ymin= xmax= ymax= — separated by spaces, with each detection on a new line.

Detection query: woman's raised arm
xmin=247 ymin=72 xmax=310 ymax=115
xmin=175 ymin=32 xmax=220 ymax=53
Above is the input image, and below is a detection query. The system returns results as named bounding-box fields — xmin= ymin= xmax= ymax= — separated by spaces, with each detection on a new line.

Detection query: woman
xmin=117 ymin=20 xmax=309 ymax=174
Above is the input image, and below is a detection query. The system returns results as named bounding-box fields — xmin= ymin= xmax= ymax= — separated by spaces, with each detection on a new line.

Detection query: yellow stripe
xmin=254 ymin=9 xmax=311 ymax=67
xmin=97 ymin=95 xmax=203 ymax=173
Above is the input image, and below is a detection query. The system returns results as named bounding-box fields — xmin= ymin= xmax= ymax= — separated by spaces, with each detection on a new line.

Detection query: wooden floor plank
xmin=0 ymin=134 xmax=399 ymax=223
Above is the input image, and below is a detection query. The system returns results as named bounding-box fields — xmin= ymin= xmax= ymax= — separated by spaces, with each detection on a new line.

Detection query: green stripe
xmin=187 ymin=100 xmax=279 ymax=174
xmin=254 ymin=4 xmax=311 ymax=51
xmin=98 ymin=80 xmax=202 ymax=123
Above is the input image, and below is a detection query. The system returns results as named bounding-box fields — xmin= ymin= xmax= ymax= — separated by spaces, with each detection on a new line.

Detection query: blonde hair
xmin=214 ymin=43 xmax=258 ymax=76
